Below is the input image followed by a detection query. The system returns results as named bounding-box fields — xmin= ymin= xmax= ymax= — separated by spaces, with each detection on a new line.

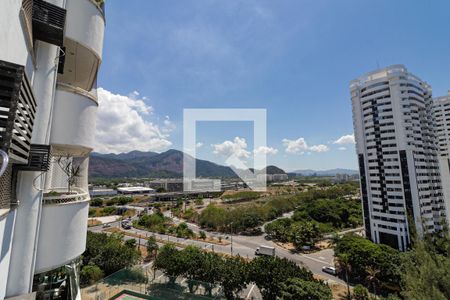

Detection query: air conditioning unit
xmin=32 ymin=0 xmax=66 ymax=47
xmin=15 ymin=144 xmax=51 ymax=172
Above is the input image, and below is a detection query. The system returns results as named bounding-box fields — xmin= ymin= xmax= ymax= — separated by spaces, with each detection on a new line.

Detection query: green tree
xmin=365 ymin=266 xmax=380 ymax=296
xmin=279 ymin=278 xmax=332 ymax=300
xmin=90 ymin=198 xmax=103 ymax=207
xmin=154 ymin=243 xmax=185 ymax=283
xmin=401 ymin=239 xmax=450 ymax=300
xmin=290 ymin=221 xmax=321 ymax=250
xmin=334 ymin=235 xmax=402 ymax=293
xmin=83 ymin=232 xmax=140 ymax=276
xmin=219 ymin=256 xmax=249 ymax=300
xmin=195 ymin=198 xmax=204 ymax=206
xmin=249 ymin=256 xmax=313 ymax=300
xmin=195 ymin=251 xmax=222 ymax=297
xmin=146 ymin=236 xmax=159 ymax=259
xmin=352 ymin=284 xmax=369 ymax=300
xmin=125 ymin=238 xmax=137 ymax=249
xmin=264 ymin=218 xmax=292 ymax=242
xmin=80 ymin=265 xmax=104 ymax=286
xmin=199 ymin=231 xmax=207 ymax=240
xmin=336 ymin=253 xmax=351 ymax=300
xmin=181 ymin=246 xmax=206 ymax=293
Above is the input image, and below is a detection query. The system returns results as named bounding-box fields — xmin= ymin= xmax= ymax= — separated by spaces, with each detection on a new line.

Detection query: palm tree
xmin=336 ymin=253 xmax=352 ymax=299
xmin=365 ymin=266 xmax=380 ymax=298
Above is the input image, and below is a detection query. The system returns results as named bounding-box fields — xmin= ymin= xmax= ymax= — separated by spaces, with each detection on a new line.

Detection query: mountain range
xmin=89 ymin=149 xmax=287 ymax=179
xmin=290 ymin=168 xmax=358 ymax=176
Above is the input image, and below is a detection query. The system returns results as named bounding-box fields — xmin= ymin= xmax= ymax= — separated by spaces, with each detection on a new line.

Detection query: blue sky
xmin=95 ymin=0 xmax=450 ymax=171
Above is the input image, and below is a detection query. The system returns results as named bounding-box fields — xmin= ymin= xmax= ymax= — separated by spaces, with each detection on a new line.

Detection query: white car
xmin=322 ymin=266 xmax=337 ymax=275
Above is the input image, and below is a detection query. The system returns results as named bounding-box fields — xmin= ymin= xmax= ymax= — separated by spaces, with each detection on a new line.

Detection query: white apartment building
xmin=433 ymin=91 xmax=450 ymax=226
xmin=0 ymin=0 xmax=105 ymax=299
xmin=351 ymin=65 xmax=446 ymax=251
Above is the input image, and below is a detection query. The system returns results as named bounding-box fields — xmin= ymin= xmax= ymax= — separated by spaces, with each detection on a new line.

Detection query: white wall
xmin=34 ymin=201 xmax=89 ymax=274
xmin=50 ymin=88 xmax=98 ymax=153
xmin=65 ymin=0 xmax=105 ymax=59
xmin=0 ymin=0 xmax=30 ymax=67
xmin=0 ymin=211 xmax=16 ymax=300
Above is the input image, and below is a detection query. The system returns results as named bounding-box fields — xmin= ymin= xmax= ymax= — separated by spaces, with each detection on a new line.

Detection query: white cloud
xmin=94 ymin=88 xmax=172 ymax=154
xmin=196 ymin=142 xmax=204 ymax=148
xmin=309 ymin=144 xmax=330 ymax=153
xmin=282 ymin=138 xmax=308 ymax=154
xmin=162 ymin=116 xmax=176 ymax=133
xmin=333 ymin=134 xmax=355 ymax=145
xmin=282 ymin=138 xmax=329 ymax=154
xmin=338 ymin=147 xmax=347 ymax=151
xmin=254 ymin=146 xmax=278 ymax=155
xmin=212 ymin=137 xmax=251 ymax=159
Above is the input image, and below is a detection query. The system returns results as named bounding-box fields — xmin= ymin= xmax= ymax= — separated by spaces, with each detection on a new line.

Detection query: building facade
xmin=433 ymin=92 xmax=450 ymax=226
xmin=0 ymin=0 xmax=105 ymax=299
xmin=351 ymin=65 xmax=446 ymax=251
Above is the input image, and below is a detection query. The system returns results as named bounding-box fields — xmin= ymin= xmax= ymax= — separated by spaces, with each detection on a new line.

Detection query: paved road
xmin=164 ymin=211 xmax=342 ymax=284
xmin=90 ymin=214 xmax=344 ymax=285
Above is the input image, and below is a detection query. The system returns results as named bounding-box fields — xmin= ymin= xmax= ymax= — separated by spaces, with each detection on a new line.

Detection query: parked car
xmin=322 ymin=266 xmax=337 ymax=275
xmin=102 ymin=223 xmax=111 ymax=228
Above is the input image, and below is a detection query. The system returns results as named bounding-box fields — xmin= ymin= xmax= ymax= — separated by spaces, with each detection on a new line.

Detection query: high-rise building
xmin=432 ymin=91 xmax=450 ymax=226
xmin=351 ymin=65 xmax=446 ymax=251
xmin=0 ymin=0 xmax=105 ymax=299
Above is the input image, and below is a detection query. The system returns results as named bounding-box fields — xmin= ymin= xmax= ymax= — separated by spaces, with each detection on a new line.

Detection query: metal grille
xmin=16 ymin=144 xmax=51 ymax=172
xmin=32 ymin=0 xmax=66 ymax=47
xmin=21 ymin=0 xmax=34 ymax=43
xmin=0 ymin=165 xmax=14 ymax=210
xmin=0 ymin=60 xmax=37 ymax=164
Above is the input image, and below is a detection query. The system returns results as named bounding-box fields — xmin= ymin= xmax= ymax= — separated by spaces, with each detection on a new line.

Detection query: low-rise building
xmin=117 ymin=187 xmax=155 ymax=195
xmin=89 ymin=188 xmax=118 ymax=197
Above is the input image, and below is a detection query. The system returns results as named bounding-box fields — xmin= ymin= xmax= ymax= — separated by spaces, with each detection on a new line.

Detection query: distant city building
xmin=333 ymin=173 xmax=359 ymax=183
xmin=117 ymin=187 xmax=155 ymax=195
xmin=146 ymin=179 xmax=184 ymax=192
xmin=89 ymin=188 xmax=118 ymax=197
xmin=257 ymin=173 xmax=288 ymax=182
xmin=334 ymin=173 xmax=350 ymax=183
xmin=351 ymin=65 xmax=446 ymax=251
xmin=433 ymin=91 xmax=450 ymax=226
xmin=183 ymin=179 xmax=221 ymax=192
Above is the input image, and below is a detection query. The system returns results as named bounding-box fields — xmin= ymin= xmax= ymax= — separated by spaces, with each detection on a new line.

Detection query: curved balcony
xmin=43 ymin=187 xmax=89 ymax=205
xmin=34 ymin=198 xmax=89 ymax=273
xmin=49 ymin=85 xmax=98 ymax=156
xmin=58 ymin=0 xmax=105 ymax=91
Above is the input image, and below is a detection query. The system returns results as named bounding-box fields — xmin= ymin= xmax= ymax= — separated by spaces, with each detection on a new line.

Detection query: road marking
xmin=300 ymin=254 xmax=333 ymax=266
xmin=246 ymin=284 xmax=256 ymax=299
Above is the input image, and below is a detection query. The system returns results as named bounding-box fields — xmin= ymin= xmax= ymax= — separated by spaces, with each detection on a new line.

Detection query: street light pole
xmin=230 ymin=222 xmax=233 ymax=256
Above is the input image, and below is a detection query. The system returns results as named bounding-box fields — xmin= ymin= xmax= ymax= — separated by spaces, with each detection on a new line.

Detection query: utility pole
xmin=230 ymin=222 xmax=233 ymax=256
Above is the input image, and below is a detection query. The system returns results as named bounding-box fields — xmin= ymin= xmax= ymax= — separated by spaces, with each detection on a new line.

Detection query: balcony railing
xmin=0 ymin=60 xmax=37 ymax=164
xmin=43 ymin=187 xmax=89 ymax=205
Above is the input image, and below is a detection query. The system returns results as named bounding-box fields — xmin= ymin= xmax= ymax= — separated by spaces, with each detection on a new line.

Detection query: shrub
xmin=80 ymin=265 xmax=104 ymax=286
